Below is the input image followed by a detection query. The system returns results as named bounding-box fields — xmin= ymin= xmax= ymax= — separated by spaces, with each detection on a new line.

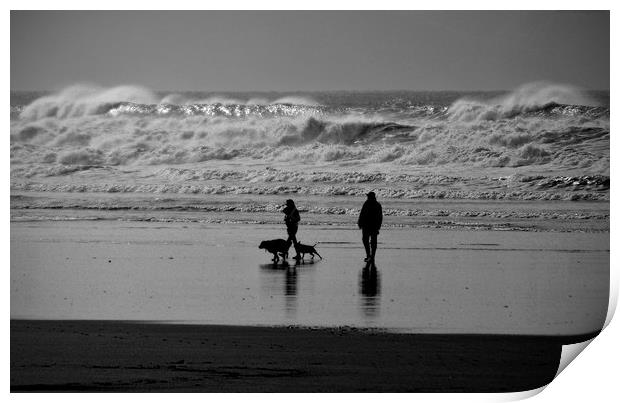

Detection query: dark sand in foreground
xmin=11 ymin=320 xmax=598 ymax=392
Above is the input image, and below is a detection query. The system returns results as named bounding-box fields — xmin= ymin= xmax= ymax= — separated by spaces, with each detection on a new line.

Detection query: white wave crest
xmin=20 ymin=84 xmax=158 ymax=121
xmin=448 ymin=82 xmax=598 ymax=122
xmin=10 ymin=83 xmax=609 ymax=175
xmin=19 ymin=84 xmax=322 ymax=122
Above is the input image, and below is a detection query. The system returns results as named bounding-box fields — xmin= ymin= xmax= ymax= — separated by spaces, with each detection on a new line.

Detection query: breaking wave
xmin=10 ymin=82 xmax=610 ymax=202
xmin=18 ymin=84 xmax=323 ymax=121
xmin=447 ymin=82 xmax=603 ymax=121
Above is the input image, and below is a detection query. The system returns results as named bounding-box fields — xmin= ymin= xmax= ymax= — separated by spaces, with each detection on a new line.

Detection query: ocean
xmin=9 ymin=83 xmax=610 ymax=226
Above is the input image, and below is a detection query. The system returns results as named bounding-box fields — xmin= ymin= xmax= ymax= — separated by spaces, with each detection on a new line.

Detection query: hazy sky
xmin=11 ymin=11 xmax=609 ymax=91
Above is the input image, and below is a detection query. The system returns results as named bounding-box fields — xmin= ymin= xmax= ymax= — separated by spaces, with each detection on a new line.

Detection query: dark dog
xmin=295 ymin=242 xmax=322 ymax=260
xmin=259 ymin=239 xmax=289 ymax=262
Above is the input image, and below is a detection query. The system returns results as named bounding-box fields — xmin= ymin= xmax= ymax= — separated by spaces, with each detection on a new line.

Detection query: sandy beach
xmin=10 ymin=214 xmax=609 ymax=391
xmin=10 ymin=320 xmax=598 ymax=392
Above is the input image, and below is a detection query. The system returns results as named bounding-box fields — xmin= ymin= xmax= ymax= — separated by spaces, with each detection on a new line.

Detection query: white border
xmin=5 ymin=3 xmax=616 ymax=402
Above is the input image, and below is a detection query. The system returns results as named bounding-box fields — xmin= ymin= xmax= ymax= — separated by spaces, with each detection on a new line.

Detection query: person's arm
xmin=378 ymin=204 xmax=383 ymax=229
xmin=358 ymin=203 xmax=367 ymax=228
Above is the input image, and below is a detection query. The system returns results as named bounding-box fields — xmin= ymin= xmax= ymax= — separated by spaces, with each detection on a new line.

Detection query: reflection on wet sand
xmin=260 ymin=260 xmax=317 ymax=318
xmin=359 ymin=262 xmax=381 ymax=319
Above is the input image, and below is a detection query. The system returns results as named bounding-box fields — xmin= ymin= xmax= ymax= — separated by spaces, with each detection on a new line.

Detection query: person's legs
xmin=287 ymin=226 xmax=300 ymax=258
xmin=285 ymin=235 xmax=295 ymax=246
xmin=286 ymin=226 xmax=297 ymax=243
xmin=370 ymin=232 xmax=378 ymax=260
xmin=362 ymin=230 xmax=371 ymax=260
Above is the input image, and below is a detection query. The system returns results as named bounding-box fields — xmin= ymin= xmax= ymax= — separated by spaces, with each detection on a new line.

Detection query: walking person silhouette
xmin=358 ymin=192 xmax=383 ymax=262
xmin=283 ymin=199 xmax=301 ymax=260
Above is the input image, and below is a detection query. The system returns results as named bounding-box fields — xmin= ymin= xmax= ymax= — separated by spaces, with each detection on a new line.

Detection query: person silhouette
xmin=282 ymin=199 xmax=301 ymax=260
xmin=357 ymin=192 xmax=383 ymax=262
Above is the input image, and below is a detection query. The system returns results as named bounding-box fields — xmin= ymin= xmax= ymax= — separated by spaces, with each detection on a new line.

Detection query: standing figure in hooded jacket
xmin=357 ymin=192 xmax=383 ymax=262
xmin=283 ymin=199 xmax=301 ymax=259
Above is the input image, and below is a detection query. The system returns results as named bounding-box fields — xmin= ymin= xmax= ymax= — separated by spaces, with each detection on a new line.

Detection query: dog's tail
xmin=312 ymin=243 xmax=323 ymax=259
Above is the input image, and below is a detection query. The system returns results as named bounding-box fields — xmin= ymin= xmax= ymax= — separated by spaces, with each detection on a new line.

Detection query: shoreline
xmin=10 ymin=320 xmax=600 ymax=392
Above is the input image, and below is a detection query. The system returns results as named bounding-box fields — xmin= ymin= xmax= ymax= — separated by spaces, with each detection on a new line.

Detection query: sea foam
xmin=10 ymin=83 xmax=610 ymax=202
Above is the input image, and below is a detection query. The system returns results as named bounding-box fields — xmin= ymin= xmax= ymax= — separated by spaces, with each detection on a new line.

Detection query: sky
xmin=10 ymin=10 xmax=610 ymax=92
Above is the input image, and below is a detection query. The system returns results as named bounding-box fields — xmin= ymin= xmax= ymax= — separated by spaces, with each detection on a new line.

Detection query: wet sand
xmin=10 ymin=320 xmax=598 ymax=392
xmin=11 ymin=220 xmax=608 ymax=333
xmin=10 ymin=219 xmax=608 ymax=391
